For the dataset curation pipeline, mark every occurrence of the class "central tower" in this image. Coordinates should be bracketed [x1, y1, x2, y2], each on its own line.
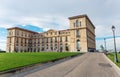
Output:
[69, 15, 96, 52]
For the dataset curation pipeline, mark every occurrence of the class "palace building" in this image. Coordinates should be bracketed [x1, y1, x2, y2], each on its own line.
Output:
[6, 14, 96, 52]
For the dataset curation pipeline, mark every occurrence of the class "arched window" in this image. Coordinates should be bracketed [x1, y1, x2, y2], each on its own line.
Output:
[65, 43, 69, 51]
[60, 44, 63, 52]
[74, 20, 81, 27]
[76, 40, 80, 51]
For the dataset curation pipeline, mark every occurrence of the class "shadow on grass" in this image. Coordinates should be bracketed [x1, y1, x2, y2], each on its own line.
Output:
[117, 60, 120, 63]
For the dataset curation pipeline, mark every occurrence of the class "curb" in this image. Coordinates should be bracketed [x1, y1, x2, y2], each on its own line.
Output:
[103, 54, 120, 76]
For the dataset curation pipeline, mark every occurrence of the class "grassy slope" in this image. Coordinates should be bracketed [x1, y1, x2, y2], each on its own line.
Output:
[107, 53, 120, 67]
[0, 52, 79, 72]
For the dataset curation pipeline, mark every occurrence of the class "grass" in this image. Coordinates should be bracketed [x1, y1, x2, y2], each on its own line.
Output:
[107, 52, 120, 67]
[0, 52, 80, 72]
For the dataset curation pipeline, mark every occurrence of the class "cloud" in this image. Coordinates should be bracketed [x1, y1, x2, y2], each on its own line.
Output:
[0, 0, 120, 50]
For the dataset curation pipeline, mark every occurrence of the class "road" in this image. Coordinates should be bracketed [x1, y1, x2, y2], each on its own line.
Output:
[12, 53, 120, 77]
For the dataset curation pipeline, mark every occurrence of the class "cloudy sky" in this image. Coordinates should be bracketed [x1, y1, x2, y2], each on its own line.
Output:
[0, 0, 120, 51]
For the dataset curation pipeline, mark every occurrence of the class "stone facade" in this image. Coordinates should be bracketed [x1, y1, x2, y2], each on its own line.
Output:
[6, 14, 96, 52]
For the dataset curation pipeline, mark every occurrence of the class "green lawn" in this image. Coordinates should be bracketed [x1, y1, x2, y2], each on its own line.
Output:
[107, 52, 120, 67]
[0, 52, 80, 72]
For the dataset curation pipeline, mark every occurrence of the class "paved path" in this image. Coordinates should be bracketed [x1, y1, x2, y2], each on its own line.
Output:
[13, 53, 120, 77]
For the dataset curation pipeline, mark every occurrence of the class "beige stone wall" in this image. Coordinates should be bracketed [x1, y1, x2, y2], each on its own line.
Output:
[86, 17, 96, 51]
[6, 28, 71, 52]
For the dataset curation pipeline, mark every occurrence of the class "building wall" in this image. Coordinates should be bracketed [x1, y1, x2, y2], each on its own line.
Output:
[6, 14, 96, 52]
[86, 17, 96, 51]
[69, 16, 88, 52]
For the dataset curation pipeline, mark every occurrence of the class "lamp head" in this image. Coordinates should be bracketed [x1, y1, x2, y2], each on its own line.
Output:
[112, 25, 115, 31]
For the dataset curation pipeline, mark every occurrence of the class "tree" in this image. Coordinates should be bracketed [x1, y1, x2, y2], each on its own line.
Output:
[100, 45, 104, 51]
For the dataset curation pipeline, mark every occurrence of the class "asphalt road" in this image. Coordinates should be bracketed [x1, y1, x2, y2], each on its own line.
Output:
[11, 53, 120, 77]
[12, 53, 120, 77]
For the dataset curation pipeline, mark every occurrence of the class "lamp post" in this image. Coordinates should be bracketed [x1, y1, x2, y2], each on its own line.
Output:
[104, 38, 107, 51]
[111, 25, 118, 63]
[104, 38, 107, 55]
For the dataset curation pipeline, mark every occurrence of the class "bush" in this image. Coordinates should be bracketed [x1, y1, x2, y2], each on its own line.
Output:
[0, 51, 6, 53]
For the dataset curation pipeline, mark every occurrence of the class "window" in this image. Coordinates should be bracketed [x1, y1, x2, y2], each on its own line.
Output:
[79, 21, 81, 26]
[25, 39, 26, 44]
[21, 39, 23, 43]
[65, 36, 68, 42]
[55, 32, 57, 35]
[74, 23, 76, 27]
[76, 20, 79, 27]
[15, 47, 18, 52]
[60, 44, 63, 52]
[9, 32, 11, 36]
[51, 47, 53, 50]
[51, 38, 52, 43]
[75, 20, 81, 27]
[59, 31, 61, 34]
[55, 37, 57, 42]
[51, 44, 53, 46]
[76, 40, 80, 50]
[9, 31, 13, 36]
[29, 34, 31, 37]
[9, 47, 11, 52]
[60, 37, 62, 42]
[34, 39, 36, 44]
[76, 30, 80, 37]
[21, 32, 23, 36]
[9, 38, 11, 43]
[16, 38, 18, 43]
[65, 43, 69, 51]
[46, 38, 48, 43]
[42, 38, 44, 43]
[38, 39, 40, 43]
[29, 39, 32, 44]
[17, 31, 19, 36]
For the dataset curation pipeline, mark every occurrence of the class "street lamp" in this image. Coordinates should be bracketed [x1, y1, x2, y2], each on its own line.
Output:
[104, 38, 107, 51]
[111, 25, 118, 63]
